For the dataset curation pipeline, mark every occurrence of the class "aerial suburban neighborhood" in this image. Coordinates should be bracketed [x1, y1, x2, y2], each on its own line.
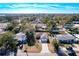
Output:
[0, 14, 79, 56]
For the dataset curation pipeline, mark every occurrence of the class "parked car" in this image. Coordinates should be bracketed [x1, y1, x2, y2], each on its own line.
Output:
[73, 39, 79, 44]
[66, 46, 77, 56]
[0, 47, 15, 56]
[0, 47, 6, 56]
[56, 47, 67, 56]
[40, 33, 49, 43]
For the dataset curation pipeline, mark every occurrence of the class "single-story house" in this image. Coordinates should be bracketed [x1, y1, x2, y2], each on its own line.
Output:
[15, 32, 26, 41]
[64, 23, 73, 29]
[55, 34, 79, 44]
[72, 19, 79, 28]
[0, 23, 8, 29]
[55, 34, 75, 41]
[51, 26, 65, 34]
[0, 23, 9, 33]
[35, 23, 47, 31]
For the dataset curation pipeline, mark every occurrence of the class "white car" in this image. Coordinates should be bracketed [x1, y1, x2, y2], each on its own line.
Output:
[40, 33, 48, 43]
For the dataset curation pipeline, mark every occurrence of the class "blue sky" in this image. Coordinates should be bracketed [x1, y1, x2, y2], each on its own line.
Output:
[0, 3, 79, 14]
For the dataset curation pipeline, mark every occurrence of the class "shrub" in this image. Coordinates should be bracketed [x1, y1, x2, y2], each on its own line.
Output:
[52, 39, 59, 51]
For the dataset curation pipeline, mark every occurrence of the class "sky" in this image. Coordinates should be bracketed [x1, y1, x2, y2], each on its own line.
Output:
[0, 3, 79, 14]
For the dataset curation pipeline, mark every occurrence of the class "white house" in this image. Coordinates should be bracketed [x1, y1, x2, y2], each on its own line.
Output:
[64, 23, 73, 29]
[0, 23, 9, 33]
[64, 19, 79, 29]
[15, 32, 26, 41]
[0, 23, 8, 29]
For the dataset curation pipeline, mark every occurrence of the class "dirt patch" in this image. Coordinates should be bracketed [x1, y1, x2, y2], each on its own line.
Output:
[22, 42, 42, 53]
[48, 43, 55, 53]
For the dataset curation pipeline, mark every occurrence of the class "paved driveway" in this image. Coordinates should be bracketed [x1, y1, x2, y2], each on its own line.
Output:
[40, 44, 51, 53]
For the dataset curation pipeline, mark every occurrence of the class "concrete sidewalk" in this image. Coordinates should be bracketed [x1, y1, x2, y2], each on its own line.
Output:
[28, 53, 57, 56]
[17, 49, 27, 56]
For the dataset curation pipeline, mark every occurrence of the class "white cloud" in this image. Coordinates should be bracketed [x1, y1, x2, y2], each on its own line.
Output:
[8, 4, 33, 8]
[8, 4, 47, 9]
[52, 4, 60, 6]
[8, 3, 58, 10]
[64, 6, 76, 9]
[0, 8, 79, 14]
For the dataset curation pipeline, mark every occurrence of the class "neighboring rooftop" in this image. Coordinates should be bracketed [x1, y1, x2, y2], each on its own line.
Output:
[55, 34, 75, 40]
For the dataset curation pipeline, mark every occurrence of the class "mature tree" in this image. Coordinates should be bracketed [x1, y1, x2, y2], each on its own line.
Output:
[64, 16, 73, 24]
[21, 18, 28, 24]
[5, 16, 12, 22]
[11, 20, 19, 27]
[26, 31, 36, 46]
[53, 16, 63, 25]
[6, 23, 14, 31]
[6, 20, 19, 31]
[0, 32, 18, 50]
[12, 27, 20, 34]
[42, 17, 54, 31]
[71, 28, 78, 34]
[20, 22, 35, 33]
